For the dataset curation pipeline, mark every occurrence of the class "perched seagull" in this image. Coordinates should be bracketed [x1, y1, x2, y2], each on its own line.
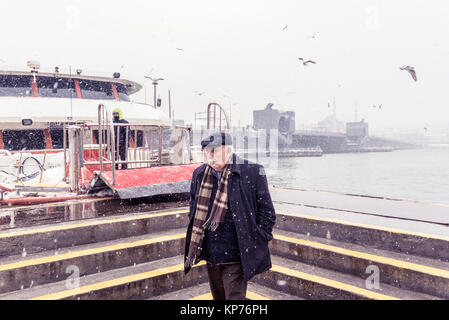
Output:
[400, 65, 417, 82]
[309, 32, 319, 39]
[282, 25, 288, 31]
[424, 127, 428, 131]
[298, 58, 316, 66]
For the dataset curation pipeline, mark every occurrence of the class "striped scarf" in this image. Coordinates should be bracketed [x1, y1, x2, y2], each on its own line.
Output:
[185, 164, 231, 269]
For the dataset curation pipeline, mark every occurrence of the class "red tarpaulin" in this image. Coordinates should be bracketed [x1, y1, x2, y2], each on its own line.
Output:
[89, 163, 201, 199]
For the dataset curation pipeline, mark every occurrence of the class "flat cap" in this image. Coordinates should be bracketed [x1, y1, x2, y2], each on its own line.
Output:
[201, 132, 233, 150]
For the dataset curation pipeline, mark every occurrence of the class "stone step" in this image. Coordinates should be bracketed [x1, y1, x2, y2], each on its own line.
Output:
[270, 229, 449, 299]
[252, 256, 441, 300]
[0, 228, 186, 294]
[151, 281, 302, 300]
[1, 204, 447, 300]
[2, 224, 447, 300]
[0, 208, 189, 257]
[244, 282, 303, 300]
[275, 210, 449, 261]
[0, 255, 208, 300]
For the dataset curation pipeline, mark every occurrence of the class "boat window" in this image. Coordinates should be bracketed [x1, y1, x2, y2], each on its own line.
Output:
[78, 79, 115, 100]
[0, 75, 33, 97]
[92, 129, 144, 147]
[37, 77, 76, 98]
[115, 83, 130, 102]
[49, 129, 66, 149]
[2, 130, 46, 151]
[130, 130, 144, 147]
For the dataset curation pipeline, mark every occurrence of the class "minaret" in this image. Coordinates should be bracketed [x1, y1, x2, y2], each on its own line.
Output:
[332, 96, 337, 117]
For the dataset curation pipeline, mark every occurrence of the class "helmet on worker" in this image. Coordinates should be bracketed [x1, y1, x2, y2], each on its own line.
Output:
[112, 107, 123, 122]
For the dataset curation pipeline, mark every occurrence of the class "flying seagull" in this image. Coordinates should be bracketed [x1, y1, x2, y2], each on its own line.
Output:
[400, 65, 417, 82]
[195, 91, 205, 96]
[298, 58, 316, 66]
[176, 48, 184, 51]
[282, 25, 288, 31]
[372, 104, 382, 110]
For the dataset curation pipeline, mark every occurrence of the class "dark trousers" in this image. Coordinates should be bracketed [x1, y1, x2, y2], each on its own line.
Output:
[206, 263, 247, 300]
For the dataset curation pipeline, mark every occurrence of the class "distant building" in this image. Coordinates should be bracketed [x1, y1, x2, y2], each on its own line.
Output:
[252, 103, 295, 149]
[346, 121, 369, 146]
[311, 101, 345, 133]
[315, 113, 345, 133]
[253, 104, 295, 134]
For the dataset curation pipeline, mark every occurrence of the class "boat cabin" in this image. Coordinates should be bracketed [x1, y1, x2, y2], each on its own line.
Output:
[0, 68, 171, 152]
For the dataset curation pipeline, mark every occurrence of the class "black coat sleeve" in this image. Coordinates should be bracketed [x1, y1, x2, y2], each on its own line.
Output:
[255, 165, 276, 239]
[188, 172, 197, 221]
[189, 165, 205, 220]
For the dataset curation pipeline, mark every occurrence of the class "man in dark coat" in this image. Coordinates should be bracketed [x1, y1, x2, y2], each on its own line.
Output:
[184, 132, 276, 300]
[112, 108, 129, 169]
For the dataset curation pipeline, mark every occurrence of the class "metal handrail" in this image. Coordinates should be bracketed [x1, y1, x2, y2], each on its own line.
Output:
[62, 103, 192, 191]
[82, 128, 189, 166]
[107, 110, 116, 186]
[98, 104, 104, 174]
[207, 103, 230, 131]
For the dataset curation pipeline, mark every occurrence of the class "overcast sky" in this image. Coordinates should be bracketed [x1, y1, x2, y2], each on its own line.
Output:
[1, 0, 449, 133]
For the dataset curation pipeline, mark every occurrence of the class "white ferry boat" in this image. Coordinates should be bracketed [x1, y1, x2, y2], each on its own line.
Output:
[0, 61, 194, 200]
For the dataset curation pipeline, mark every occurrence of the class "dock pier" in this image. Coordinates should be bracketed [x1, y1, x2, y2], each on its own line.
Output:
[0, 186, 448, 300]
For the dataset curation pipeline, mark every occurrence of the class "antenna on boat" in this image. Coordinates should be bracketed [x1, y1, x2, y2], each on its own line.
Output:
[27, 60, 40, 82]
[69, 65, 73, 119]
[168, 90, 172, 120]
[144, 76, 164, 109]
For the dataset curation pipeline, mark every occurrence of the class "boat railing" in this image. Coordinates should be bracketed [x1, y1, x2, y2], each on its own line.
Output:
[207, 103, 230, 131]
[63, 104, 192, 191]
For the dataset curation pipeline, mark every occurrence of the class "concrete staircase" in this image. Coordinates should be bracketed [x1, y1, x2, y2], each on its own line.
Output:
[0, 207, 448, 300]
